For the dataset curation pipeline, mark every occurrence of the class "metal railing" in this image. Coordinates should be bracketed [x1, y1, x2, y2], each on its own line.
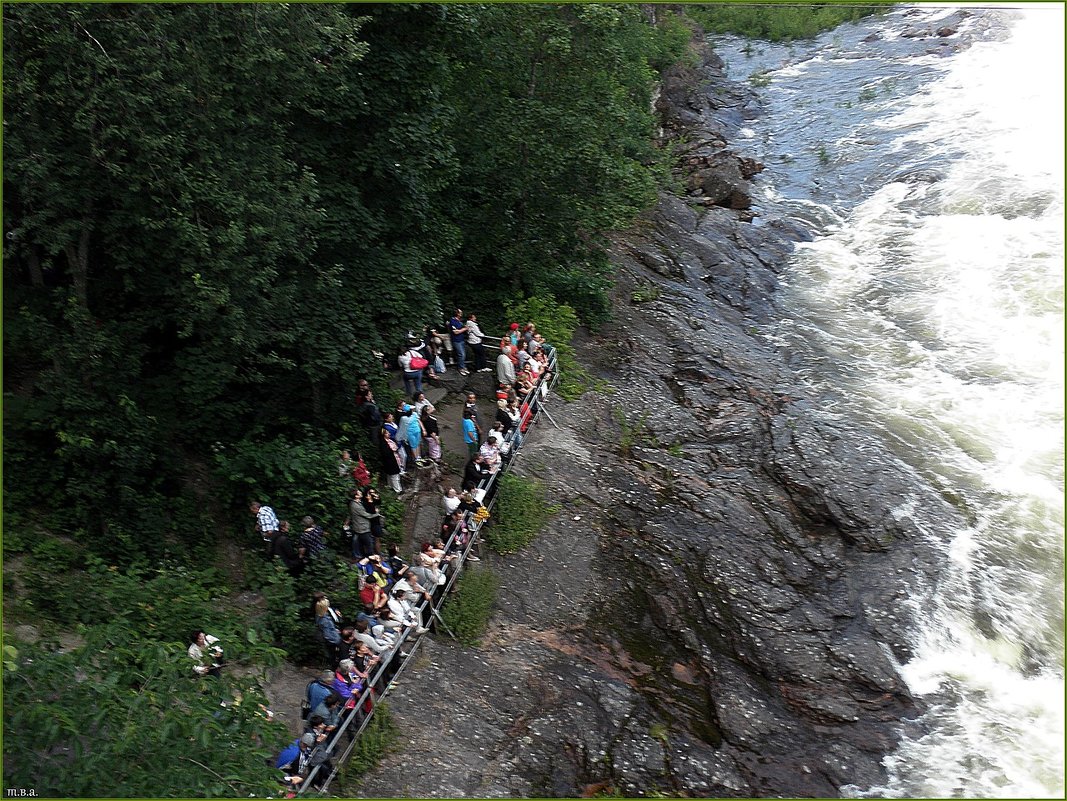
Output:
[298, 347, 560, 795]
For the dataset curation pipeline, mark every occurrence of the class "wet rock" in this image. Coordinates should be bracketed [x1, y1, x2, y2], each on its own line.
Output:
[892, 168, 944, 185]
[355, 32, 965, 801]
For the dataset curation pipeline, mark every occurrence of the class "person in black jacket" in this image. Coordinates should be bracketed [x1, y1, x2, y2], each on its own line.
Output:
[463, 453, 491, 490]
[267, 523, 305, 577]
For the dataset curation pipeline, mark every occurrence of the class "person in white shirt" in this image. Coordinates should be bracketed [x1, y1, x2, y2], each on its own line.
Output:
[466, 312, 491, 372]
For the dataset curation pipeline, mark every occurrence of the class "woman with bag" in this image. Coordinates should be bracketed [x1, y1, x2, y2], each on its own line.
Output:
[399, 341, 427, 395]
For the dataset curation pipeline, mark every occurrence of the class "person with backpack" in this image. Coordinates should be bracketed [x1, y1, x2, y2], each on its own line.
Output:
[304, 671, 336, 719]
[398, 339, 427, 395]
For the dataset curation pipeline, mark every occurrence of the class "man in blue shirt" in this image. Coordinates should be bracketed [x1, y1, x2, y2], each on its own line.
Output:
[449, 308, 469, 376]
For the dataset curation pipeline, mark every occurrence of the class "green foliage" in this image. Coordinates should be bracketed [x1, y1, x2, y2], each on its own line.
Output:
[337, 704, 400, 787]
[242, 550, 367, 664]
[4, 5, 691, 571]
[630, 282, 662, 304]
[483, 473, 556, 555]
[440, 566, 500, 647]
[1, 6, 701, 794]
[437, 5, 689, 324]
[613, 406, 651, 458]
[686, 3, 890, 42]
[504, 295, 592, 401]
[817, 145, 832, 165]
[3, 623, 286, 797]
[212, 427, 352, 532]
[378, 490, 406, 546]
[4, 554, 289, 796]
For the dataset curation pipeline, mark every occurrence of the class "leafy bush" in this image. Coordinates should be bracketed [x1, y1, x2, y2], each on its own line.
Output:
[482, 473, 556, 555]
[4, 621, 287, 797]
[337, 704, 401, 788]
[378, 491, 406, 546]
[686, 3, 889, 42]
[504, 295, 593, 401]
[243, 550, 369, 665]
[212, 426, 352, 534]
[439, 566, 500, 647]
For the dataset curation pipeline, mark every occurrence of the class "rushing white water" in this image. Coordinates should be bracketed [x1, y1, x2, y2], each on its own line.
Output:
[715, 5, 1064, 797]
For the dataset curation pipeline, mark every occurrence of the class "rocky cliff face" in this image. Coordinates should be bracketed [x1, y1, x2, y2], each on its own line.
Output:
[357, 41, 963, 799]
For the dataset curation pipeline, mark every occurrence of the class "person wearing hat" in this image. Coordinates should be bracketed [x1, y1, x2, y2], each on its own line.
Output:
[507, 321, 520, 347]
[276, 731, 329, 789]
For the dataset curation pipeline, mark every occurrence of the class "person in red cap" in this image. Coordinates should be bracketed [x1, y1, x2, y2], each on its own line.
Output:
[507, 322, 520, 348]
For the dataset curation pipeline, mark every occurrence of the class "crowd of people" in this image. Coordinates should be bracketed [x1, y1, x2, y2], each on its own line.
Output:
[191, 313, 558, 795]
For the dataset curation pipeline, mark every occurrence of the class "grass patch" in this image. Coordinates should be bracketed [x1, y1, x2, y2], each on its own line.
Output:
[748, 70, 771, 88]
[482, 473, 556, 554]
[336, 704, 401, 787]
[613, 406, 650, 459]
[439, 566, 500, 647]
[630, 282, 662, 304]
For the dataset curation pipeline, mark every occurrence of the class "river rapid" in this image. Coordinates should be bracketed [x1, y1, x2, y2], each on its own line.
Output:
[712, 5, 1064, 798]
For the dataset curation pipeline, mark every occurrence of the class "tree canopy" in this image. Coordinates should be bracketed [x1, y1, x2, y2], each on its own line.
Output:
[3, 5, 690, 794]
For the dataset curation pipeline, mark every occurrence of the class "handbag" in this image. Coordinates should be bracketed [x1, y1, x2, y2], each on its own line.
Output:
[409, 352, 429, 370]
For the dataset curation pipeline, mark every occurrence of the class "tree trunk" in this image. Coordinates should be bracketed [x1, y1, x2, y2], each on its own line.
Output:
[27, 246, 45, 288]
[65, 208, 92, 309]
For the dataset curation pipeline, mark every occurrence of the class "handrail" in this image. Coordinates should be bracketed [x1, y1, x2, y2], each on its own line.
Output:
[297, 347, 560, 795]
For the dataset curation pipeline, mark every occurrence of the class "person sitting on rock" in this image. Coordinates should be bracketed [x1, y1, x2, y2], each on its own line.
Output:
[188, 630, 224, 677]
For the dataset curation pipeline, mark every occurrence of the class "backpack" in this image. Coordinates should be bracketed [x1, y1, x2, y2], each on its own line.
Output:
[300, 680, 315, 720]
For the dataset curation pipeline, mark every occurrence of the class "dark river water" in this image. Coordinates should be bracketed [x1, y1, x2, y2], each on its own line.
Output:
[711, 5, 1064, 797]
